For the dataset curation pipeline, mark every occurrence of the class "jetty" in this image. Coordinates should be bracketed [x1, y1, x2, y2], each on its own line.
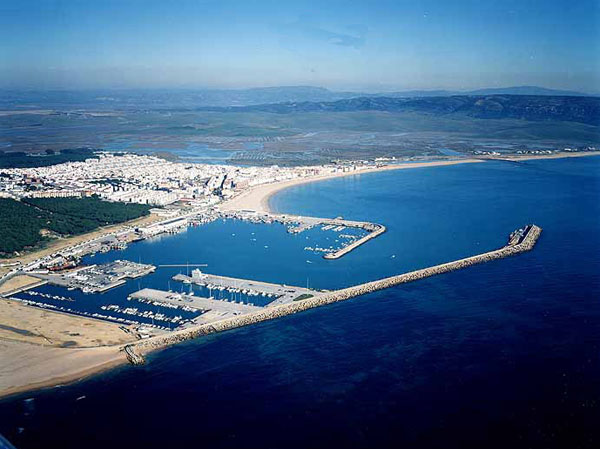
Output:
[324, 223, 386, 259]
[129, 224, 542, 361]
[129, 288, 261, 318]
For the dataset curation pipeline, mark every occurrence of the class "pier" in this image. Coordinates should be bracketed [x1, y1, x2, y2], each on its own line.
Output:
[130, 225, 542, 360]
[129, 288, 261, 321]
[324, 224, 386, 259]
[172, 271, 315, 306]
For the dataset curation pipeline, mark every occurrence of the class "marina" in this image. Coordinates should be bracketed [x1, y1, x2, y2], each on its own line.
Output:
[1, 204, 385, 299]
[7, 295, 140, 328]
[173, 269, 316, 306]
[100, 304, 191, 326]
[129, 288, 262, 324]
[129, 224, 543, 360]
[126, 225, 542, 364]
[0, 209, 541, 341]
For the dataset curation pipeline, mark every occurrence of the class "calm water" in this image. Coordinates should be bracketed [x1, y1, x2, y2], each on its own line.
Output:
[14, 217, 369, 325]
[1, 157, 599, 448]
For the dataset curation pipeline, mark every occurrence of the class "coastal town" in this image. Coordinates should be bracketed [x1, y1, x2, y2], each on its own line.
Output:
[0, 152, 357, 206]
[1, 148, 596, 206]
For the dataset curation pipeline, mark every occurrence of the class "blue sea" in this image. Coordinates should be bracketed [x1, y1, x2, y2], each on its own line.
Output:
[1, 157, 599, 448]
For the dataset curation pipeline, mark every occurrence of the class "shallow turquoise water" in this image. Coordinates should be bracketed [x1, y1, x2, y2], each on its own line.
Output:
[1, 157, 599, 448]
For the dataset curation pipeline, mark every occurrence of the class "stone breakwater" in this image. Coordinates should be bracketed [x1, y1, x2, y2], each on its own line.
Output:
[126, 225, 542, 362]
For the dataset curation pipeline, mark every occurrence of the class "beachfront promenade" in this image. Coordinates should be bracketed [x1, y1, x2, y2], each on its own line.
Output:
[126, 225, 542, 362]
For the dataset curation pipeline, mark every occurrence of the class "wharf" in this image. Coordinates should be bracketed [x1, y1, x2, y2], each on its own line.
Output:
[129, 288, 261, 320]
[173, 272, 314, 306]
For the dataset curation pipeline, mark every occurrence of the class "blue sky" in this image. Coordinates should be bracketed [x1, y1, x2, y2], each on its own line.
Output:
[0, 0, 598, 91]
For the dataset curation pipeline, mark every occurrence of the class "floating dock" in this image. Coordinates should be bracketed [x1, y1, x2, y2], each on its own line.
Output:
[128, 225, 542, 361]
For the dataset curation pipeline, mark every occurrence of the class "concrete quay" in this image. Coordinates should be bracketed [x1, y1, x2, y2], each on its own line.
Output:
[173, 272, 314, 305]
[128, 225, 542, 361]
[129, 288, 261, 317]
[0, 278, 48, 297]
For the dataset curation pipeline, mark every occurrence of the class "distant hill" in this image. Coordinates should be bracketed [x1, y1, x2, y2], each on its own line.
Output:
[380, 89, 457, 97]
[465, 86, 589, 97]
[383, 86, 592, 97]
[0, 85, 595, 110]
[204, 95, 600, 126]
[0, 86, 358, 110]
[216, 86, 356, 105]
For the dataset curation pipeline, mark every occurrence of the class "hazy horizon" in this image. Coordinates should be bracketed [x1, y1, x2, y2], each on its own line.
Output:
[1, 0, 599, 92]
[0, 84, 597, 95]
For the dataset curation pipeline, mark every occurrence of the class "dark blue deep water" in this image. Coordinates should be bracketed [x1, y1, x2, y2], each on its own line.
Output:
[1, 157, 599, 448]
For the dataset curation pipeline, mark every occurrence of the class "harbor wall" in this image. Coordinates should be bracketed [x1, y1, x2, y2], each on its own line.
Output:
[129, 225, 542, 360]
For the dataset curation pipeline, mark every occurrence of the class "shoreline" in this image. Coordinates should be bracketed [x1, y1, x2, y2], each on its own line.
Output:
[220, 158, 484, 214]
[220, 152, 600, 214]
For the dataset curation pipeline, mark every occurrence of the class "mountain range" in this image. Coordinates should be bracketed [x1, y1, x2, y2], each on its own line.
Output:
[202, 94, 600, 126]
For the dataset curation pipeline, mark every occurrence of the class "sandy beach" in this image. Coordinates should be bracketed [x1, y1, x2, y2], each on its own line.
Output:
[0, 298, 135, 399]
[220, 158, 485, 214]
[220, 153, 600, 214]
[0, 341, 127, 399]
